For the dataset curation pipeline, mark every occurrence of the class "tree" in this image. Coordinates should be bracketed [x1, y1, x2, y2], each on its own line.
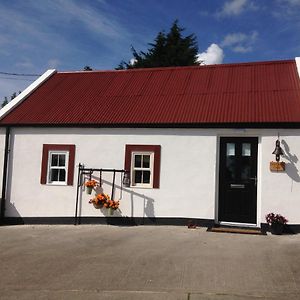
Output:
[1, 97, 8, 108]
[116, 20, 199, 69]
[83, 66, 93, 71]
[10, 92, 17, 100]
[1, 91, 21, 108]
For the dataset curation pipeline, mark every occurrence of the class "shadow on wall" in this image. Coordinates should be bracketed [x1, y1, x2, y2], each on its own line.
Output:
[5, 202, 23, 224]
[3, 133, 23, 223]
[79, 173, 156, 225]
[281, 140, 300, 183]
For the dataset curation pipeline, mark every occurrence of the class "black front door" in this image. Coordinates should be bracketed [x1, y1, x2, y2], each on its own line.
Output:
[218, 137, 258, 224]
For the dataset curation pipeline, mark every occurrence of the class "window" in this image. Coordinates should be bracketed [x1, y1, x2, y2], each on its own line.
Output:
[40, 144, 75, 185]
[125, 145, 161, 188]
[131, 152, 154, 187]
[48, 151, 68, 184]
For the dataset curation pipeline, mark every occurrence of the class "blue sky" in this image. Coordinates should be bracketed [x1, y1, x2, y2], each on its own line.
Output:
[1, 0, 300, 101]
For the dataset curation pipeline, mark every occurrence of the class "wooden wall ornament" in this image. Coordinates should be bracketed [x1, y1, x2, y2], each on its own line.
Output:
[270, 161, 285, 172]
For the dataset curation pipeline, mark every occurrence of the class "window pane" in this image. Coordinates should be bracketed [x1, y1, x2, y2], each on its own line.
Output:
[51, 154, 58, 166]
[59, 169, 66, 181]
[58, 154, 66, 166]
[143, 171, 150, 183]
[142, 155, 150, 168]
[242, 143, 251, 156]
[134, 155, 142, 167]
[226, 143, 235, 156]
[134, 170, 142, 184]
[50, 169, 59, 182]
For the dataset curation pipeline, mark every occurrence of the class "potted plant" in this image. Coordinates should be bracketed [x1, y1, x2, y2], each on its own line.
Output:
[266, 213, 288, 235]
[89, 193, 110, 208]
[89, 193, 120, 215]
[84, 180, 98, 194]
[104, 199, 120, 215]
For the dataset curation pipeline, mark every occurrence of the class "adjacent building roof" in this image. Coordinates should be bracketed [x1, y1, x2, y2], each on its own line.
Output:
[1, 59, 300, 127]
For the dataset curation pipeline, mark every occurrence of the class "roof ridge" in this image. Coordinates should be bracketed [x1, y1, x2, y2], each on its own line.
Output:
[58, 59, 296, 74]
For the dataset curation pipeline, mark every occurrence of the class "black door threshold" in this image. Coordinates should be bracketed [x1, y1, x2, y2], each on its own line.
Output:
[207, 225, 266, 235]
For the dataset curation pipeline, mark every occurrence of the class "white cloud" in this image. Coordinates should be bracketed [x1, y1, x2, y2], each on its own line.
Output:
[15, 60, 35, 69]
[232, 46, 252, 53]
[48, 59, 61, 69]
[197, 44, 224, 65]
[0, 78, 34, 101]
[130, 58, 137, 66]
[221, 31, 258, 53]
[50, 0, 127, 40]
[222, 0, 248, 15]
[0, 1, 130, 56]
[280, 0, 300, 5]
[273, 0, 300, 18]
[217, 0, 258, 17]
[0, 1, 133, 101]
[221, 31, 258, 46]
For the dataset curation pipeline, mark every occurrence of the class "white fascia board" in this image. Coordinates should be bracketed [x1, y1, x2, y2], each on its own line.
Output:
[0, 69, 57, 121]
[296, 57, 300, 79]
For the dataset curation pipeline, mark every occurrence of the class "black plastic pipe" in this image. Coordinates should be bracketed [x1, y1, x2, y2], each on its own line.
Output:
[0, 127, 10, 224]
[74, 163, 82, 225]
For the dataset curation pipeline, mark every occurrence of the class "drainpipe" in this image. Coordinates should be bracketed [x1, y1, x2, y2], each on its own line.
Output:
[0, 127, 10, 224]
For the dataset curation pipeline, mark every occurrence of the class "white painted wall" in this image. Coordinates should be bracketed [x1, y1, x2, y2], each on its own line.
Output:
[1, 127, 300, 225]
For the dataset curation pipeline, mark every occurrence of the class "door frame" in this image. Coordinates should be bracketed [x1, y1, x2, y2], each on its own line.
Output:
[214, 134, 262, 227]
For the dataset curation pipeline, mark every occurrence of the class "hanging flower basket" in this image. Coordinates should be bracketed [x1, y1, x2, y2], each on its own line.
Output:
[93, 203, 103, 209]
[86, 186, 93, 195]
[103, 199, 120, 216]
[85, 180, 98, 194]
[89, 193, 120, 216]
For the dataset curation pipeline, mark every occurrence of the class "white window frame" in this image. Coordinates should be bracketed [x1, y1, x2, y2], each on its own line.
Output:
[47, 151, 69, 185]
[131, 151, 154, 188]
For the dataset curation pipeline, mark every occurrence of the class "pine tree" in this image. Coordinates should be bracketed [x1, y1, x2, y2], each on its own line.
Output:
[1, 97, 8, 108]
[83, 66, 93, 71]
[1, 91, 21, 108]
[116, 20, 199, 69]
[10, 92, 17, 100]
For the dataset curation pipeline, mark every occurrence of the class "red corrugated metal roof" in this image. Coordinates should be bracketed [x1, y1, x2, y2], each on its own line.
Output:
[1, 59, 300, 126]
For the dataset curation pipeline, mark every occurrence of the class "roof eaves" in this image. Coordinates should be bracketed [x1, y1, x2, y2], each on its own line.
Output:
[0, 69, 57, 121]
[2, 122, 300, 129]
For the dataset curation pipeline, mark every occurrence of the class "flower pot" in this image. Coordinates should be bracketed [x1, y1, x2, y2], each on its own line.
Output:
[86, 186, 93, 195]
[270, 223, 284, 235]
[93, 203, 102, 209]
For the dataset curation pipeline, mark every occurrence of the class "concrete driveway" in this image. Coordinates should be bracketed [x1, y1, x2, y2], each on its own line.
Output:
[0, 225, 299, 300]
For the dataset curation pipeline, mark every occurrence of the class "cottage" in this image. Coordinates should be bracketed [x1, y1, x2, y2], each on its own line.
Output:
[1, 58, 300, 231]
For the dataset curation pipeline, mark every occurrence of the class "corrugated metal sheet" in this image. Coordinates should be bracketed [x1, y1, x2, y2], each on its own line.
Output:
[1, 60, 300, 126]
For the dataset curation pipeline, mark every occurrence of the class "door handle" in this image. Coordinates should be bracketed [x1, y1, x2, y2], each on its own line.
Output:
[250, 176, 257, 185]
[230, 184, 245, 189]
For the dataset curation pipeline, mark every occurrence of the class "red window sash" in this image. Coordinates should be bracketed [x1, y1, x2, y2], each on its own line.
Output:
[125, 145, 161, 188]
[41, 144, 75, 185]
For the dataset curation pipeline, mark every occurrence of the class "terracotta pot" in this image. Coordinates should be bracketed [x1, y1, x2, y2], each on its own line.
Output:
[93, 202, 102, 209]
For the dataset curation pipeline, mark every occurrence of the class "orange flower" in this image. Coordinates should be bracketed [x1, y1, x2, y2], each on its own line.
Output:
[89, 193, 120, 211]
[85, 180, 98, 188]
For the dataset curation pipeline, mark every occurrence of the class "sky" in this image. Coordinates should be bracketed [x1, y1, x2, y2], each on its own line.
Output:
[1, 0, 300, 101]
